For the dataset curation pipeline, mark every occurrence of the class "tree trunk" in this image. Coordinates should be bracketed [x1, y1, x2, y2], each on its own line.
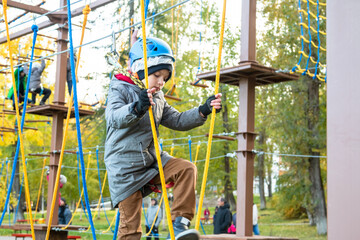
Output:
[267, 166, 273, 198]
[12, 141, 25, 222]
[257, 130, 266, 210]
[221, 86, 236, 211]
[307, 79, 327, 235]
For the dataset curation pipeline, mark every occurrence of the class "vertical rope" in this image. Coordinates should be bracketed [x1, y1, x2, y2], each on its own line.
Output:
[195, 0, 227, 231]
[44, 4, 92, 240]
[140, 0, 175, 238]
[0, 4, 37, 237]
[66, 1, 96, 238]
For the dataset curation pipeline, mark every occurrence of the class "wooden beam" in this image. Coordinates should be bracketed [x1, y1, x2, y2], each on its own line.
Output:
[0, 0, 117, 44]
[8, 1, 45, 24]
[34, 47, 55, 53]
[37, 33, 57, 41]
[0, 0, 49, 15]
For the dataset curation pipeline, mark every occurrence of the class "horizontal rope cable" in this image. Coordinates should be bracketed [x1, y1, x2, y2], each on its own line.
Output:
[0, 0, 192, 73]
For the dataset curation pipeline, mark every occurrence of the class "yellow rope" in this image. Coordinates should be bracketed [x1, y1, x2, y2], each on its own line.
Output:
[45, 5, 91, 240]
[140, 0, 175, 239]
[298, 22, 326, 35]
[61, 152, 92, 230]
[298, 8, 326, 20]
[195, 0, 227, 231]
[33, 158, 47, 219]
[193, 142, 201, 166]
[102, 212, 117, 234]
[302, 0, 326, 7]
[145, 195, 164, 236]
[2, 1, 35, 238]
[299, 36, 326, 51]
[297, 51, 326, 67]
[170, 143, 174, 156]
[83, 171, 108, 232]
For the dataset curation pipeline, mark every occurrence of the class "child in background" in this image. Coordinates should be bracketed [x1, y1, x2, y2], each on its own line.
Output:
[105, 34, 222, 240]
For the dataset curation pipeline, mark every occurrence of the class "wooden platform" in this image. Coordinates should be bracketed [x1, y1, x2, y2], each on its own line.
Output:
[196, 61, 298, 86]
[0, 224, 86, 231]
[200, 234, 298, 240]
[25, 104, 95, 118]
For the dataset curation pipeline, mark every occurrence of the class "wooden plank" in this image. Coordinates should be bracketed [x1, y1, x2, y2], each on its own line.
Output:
[0, 0, 49, 15]
[37, 33, 57, 41]
[164, 95, 182, 101]
[0, 0, 117, 44]
[205, 134, 236, 141]
[34, 47, 55, 53]
[25, 120, 51, 123]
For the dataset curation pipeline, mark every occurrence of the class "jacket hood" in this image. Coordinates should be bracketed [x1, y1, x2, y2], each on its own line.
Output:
[220, 203, 230, 209]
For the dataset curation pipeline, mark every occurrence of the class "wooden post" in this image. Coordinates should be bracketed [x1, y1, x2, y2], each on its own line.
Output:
[236, 0, 257, 237]
[46, 0, 67, 226]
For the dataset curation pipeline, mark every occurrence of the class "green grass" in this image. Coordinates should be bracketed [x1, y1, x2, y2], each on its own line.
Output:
[0, 205, 327, 240]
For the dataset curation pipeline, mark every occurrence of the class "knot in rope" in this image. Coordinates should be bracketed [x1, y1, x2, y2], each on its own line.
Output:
[31, 24, 38, 32]
[83, 5, 91, 16]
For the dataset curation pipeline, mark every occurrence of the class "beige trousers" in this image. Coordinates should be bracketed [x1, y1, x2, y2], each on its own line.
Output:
[117, 158, 197, 240]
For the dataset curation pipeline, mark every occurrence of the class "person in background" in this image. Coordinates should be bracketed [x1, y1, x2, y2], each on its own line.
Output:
[213, 197, 232, 234]
[24, 59, 51, 105]
[204, 207, 210, 224]
[7, 67, 30, 110]
[146, 198, 162, 240]
[253, 203, 260, 235]
[58, 197, 72, 225]
[66, 51, 77, 95]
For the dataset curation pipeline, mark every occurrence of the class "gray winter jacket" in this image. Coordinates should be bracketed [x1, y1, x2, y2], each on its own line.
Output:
[105, 76, 206, 207]
[24, 59, 46, 90]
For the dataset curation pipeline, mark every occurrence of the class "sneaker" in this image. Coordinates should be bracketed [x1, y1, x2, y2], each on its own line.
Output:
[39, 101, 45, 105]
[168, 217, 200, 240]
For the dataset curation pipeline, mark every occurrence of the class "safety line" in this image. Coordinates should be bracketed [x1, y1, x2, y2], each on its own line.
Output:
[195, 0, 227, 231]
[44, 3, 92, 240]
[140, 0, 175, 238]
[95, 147, 112, 231]
[61, 152, 92, 230]
[0, 0, 83, 34]
[144, 195, 164, 237]
[0, 0, 192, 73]
[33, 158, 47, 220]
[66, 1, 96, 238]
[0, 4, 37, 237]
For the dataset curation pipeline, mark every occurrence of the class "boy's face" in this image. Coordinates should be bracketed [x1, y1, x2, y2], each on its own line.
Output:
[145, 69, 170, 92]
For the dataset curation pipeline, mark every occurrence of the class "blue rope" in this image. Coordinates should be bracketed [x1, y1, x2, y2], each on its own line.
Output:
[292, 0, 305, 73]
[195, 203, 206, 235]
[76, 152, 89, 221]
[144, 0, 150, 19]
[0, 24, 38, 227]
[303, 0, 312, 74]
[66, 1, 96, 238]
[112, 210, 120, 240]
[313, 0, 320, 79]
[13, 160, 27, 224]
[188, 137, 192, 162]
[95, 147, 113, 232]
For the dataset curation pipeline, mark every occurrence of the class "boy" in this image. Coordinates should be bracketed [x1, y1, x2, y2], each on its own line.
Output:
[23, 59, 51, 105]
[146, 198, 162, 240]
[105, 36, 222, 240]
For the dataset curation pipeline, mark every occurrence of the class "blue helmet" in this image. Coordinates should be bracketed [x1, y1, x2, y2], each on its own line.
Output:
[129, 37, 175, 67]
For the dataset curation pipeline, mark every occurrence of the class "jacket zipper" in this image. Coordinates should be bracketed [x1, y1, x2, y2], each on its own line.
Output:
[139, 142, 146, 166]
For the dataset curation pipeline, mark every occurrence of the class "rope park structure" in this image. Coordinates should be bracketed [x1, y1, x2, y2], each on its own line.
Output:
[1, 0, 350, 239]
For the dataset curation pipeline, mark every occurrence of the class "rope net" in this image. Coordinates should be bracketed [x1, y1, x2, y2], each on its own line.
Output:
[291, 0, 327, 82]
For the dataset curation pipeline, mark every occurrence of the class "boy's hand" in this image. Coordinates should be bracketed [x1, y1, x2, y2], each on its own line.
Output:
[135, 88, 156, 116]
[199, 93, 222, 117]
